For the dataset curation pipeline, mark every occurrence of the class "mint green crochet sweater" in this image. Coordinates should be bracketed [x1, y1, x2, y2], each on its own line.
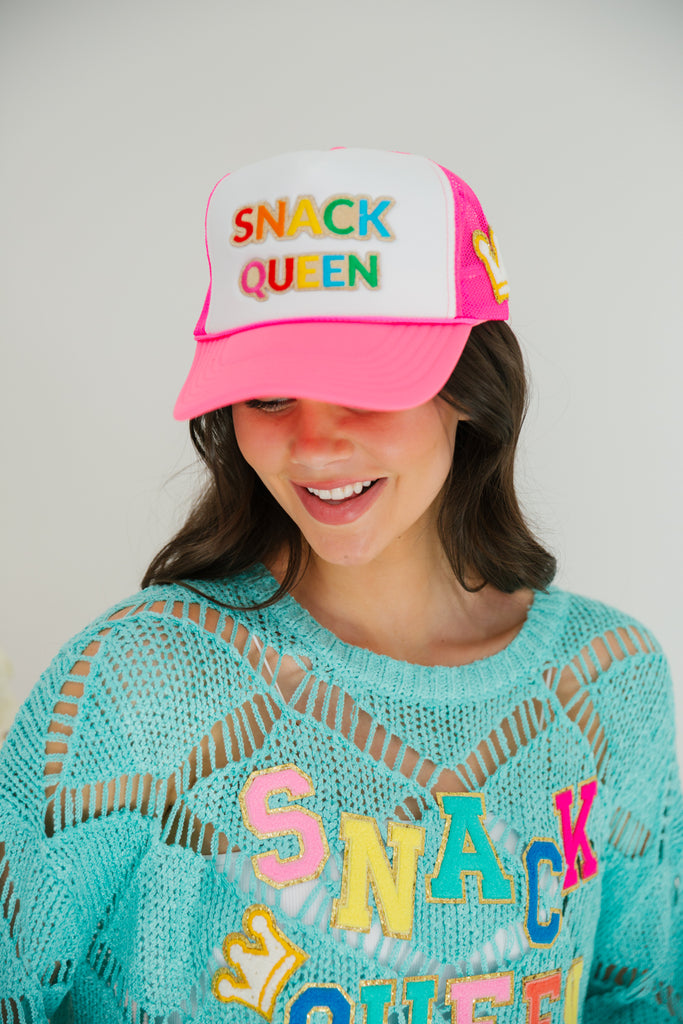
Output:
[1, 567, 681, 1022]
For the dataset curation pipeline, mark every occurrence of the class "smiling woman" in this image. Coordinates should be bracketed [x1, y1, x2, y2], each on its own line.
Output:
[0, 148, 681, 1023]
[143, 317, 552, 663]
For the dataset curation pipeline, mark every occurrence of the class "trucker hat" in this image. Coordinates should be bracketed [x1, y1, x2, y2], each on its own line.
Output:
[174, 148, 509, 419]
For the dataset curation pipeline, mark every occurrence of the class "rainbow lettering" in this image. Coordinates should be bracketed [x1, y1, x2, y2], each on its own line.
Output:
[231, 194, 395, 245]
[240, 252, 380, 301]
[231, 192, 394, 301]
[278, 962, 585, 1023]
[234, 764, 599, 949]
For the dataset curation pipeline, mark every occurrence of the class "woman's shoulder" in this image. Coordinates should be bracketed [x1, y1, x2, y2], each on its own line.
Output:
[62, 567, 278, 670]
[542, 585, 674, 747]
[543, 584, 664, 661]
[7, 569, 278, 756]
[97, 566, 274, 624]
[48, 566, 277, 665]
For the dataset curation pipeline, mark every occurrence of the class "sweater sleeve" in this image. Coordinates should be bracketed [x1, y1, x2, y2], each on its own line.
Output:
[583, 643, 683, 1022]
[0, 621, 146, 1021]
[0, 671, 91, 1019]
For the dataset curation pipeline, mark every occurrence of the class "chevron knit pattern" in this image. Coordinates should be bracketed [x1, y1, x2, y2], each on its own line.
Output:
[0, 566, 681, 1022]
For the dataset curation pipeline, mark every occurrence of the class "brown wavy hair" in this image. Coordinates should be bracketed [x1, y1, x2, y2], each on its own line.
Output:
[142, 321, 556, 603]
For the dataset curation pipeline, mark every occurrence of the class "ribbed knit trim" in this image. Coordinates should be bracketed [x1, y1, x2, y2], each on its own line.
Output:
[223, 566, 570, 702]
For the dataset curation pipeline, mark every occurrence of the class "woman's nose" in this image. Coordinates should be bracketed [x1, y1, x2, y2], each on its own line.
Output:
[289, 402, 354, 468]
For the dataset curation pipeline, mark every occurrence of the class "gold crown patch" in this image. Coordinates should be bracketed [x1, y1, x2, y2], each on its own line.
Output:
[212, 904, 308, 1021]
[472, 227, 509, 303]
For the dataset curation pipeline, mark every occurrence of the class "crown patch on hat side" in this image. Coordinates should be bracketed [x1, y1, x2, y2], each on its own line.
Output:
[472, 228, 509, 304]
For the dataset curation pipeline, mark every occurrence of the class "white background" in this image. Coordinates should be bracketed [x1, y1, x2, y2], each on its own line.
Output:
[1, 0, 682, 769]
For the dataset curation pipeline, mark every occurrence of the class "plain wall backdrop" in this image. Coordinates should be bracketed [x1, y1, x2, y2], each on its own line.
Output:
[1, 0, 682, 769]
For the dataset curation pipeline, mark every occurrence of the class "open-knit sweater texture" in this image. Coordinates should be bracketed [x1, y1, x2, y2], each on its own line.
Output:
[0, 566, 681, 1022]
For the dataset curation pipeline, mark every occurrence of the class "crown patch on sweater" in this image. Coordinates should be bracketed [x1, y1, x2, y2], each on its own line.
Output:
[212, 904, 307, 1020]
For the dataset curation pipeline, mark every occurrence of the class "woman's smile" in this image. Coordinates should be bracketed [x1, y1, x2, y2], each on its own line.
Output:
[232, 397, 464, 568]
[292, 476, 388, 525]
[302, 479, 377, 501]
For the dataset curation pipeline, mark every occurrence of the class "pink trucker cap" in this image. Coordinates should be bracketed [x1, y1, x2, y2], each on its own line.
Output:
[174, 148, 509, 419]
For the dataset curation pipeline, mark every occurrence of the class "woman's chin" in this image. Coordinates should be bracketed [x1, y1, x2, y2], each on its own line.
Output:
[306, 537, 383, 571]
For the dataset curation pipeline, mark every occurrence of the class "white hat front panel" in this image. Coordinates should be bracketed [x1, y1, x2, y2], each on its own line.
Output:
[202, 149, 457, 335]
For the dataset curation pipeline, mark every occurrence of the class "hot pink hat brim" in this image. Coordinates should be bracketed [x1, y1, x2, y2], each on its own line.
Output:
[173, 320, 475, 419]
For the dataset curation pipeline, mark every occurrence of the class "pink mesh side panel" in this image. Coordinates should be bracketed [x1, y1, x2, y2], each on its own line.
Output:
[434, 163, 509, 321]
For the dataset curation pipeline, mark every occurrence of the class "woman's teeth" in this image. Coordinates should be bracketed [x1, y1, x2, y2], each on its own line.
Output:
[306, 480, 374, 501]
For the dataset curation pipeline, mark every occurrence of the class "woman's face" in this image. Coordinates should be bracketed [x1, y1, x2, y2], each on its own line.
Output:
[232, 396, 464, 570]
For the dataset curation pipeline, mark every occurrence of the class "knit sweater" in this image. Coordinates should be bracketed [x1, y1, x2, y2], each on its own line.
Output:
[0, 566, 681, 1023]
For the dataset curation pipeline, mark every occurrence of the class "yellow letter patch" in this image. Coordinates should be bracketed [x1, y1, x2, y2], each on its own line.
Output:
[330, 813, 425, 939]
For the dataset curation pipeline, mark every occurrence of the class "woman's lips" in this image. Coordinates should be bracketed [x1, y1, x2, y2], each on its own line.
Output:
[292, 478, 387, 525]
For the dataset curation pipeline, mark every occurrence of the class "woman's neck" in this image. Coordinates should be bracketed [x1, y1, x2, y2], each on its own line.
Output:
[273, 545, 534, 668]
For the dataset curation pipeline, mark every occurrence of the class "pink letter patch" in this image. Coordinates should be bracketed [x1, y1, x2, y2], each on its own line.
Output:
[240, 764, 329, 887]
[446, 973, 514, 1023]
[553, 777, 598, 893]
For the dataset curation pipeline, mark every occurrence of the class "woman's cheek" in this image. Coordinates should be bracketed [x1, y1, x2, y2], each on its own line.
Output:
[233, 411, 275, 473]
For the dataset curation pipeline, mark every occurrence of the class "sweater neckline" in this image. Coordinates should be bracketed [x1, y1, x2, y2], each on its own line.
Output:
[242, 565, 568, 700]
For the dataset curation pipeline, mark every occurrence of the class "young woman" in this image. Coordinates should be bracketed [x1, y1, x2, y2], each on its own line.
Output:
[1, 149, 680, 1023]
